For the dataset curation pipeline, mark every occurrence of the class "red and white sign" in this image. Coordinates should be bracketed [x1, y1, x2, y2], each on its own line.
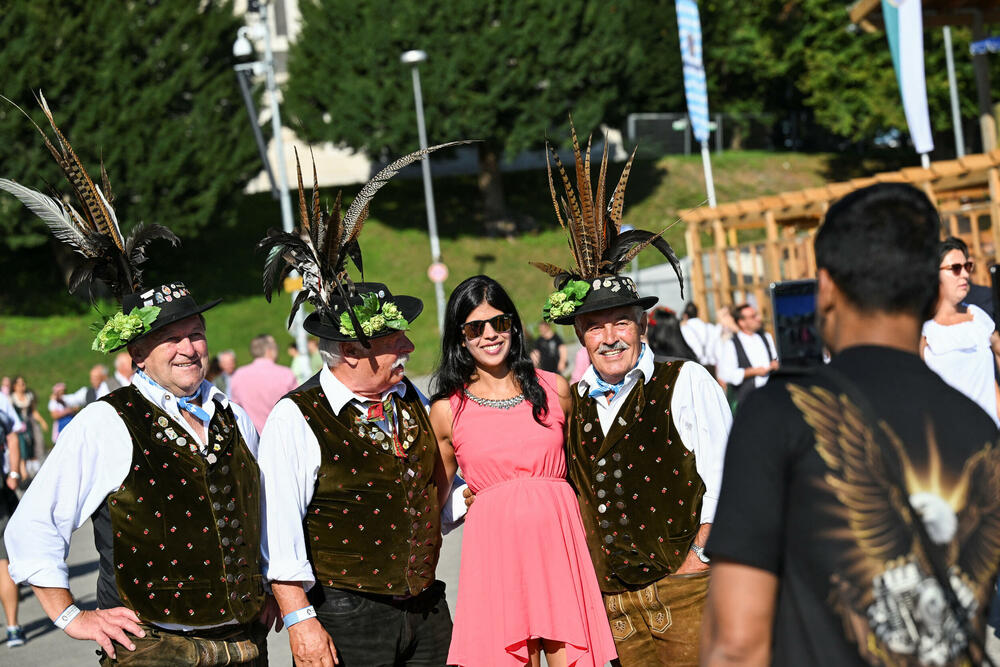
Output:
[427, 262, 449, 284]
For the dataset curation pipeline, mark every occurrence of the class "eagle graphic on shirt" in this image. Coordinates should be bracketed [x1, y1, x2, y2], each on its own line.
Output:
[788, 384, 1000, 667]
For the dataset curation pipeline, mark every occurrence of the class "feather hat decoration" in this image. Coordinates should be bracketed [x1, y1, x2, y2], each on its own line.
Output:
[259, 140, 472, 347]
[532, 119, 684, 324]
[0, 92, 179, 300]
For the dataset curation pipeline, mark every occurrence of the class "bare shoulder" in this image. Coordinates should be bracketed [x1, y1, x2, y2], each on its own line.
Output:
[428, 398, 454, 433]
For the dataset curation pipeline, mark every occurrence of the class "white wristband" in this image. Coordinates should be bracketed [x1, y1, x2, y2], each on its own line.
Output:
[282, 605, 317, 628]
[54, 603, 82, 630]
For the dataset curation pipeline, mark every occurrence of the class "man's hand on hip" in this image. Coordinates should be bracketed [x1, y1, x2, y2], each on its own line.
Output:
[64, 607, 145, 660]
[674, 548, 711, 574]
[288, 617, 339, 666]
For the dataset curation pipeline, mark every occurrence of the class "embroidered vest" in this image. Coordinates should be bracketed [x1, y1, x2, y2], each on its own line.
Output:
[287, 377, 441, 596]
[94, 386, 264, 625]
[567, 360, 705, 593]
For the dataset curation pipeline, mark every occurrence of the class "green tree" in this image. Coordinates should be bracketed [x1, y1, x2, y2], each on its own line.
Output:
[284, 0, 626, 229]
[0, 0, 260, 252]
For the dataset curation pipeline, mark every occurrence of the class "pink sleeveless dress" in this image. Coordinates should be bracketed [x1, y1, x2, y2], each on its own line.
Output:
[447, 371, 617, 666]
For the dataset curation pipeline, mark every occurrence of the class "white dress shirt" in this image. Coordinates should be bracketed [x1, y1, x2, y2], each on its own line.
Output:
[0, 393, 24, 475]
[258, 367, 467, 588]
[681, 317, 718, 366]
[5, 372, 258, 629]
[578, 345, 732, 523]
[715, 330, 777, 389]
[113, 371, 132, 388]
[64, 381, 111, 408]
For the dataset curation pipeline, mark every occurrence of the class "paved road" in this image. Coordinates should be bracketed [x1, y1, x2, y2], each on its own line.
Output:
[0, 520, 464, 666]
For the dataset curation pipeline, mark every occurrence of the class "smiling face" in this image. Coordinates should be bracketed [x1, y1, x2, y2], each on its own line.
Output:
[336, 330, 415, 399]
[938, 248, 971, 306]
[461, 301, 512, 373]
[575, 306, 646, 385]
[129, 316, 209, 398]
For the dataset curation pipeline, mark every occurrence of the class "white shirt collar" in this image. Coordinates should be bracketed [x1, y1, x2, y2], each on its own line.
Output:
[577, 343, 655, 397]
[114, 371, 132, 387]
[132, 370, 229, 416]
[318, 365, 407, 415]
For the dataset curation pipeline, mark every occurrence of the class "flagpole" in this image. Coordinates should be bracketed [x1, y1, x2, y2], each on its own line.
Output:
[701, 141, 717, 208]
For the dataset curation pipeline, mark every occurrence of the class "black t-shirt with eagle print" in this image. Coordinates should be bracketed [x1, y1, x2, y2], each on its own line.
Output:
[708, 345, 1000, 666]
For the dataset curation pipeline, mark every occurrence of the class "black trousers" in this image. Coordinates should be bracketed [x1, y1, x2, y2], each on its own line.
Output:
[308, 581, 453, 667]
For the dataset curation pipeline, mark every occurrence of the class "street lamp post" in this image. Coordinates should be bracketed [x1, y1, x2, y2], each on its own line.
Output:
[401, 49, 447, 336]
[233, 2, 307, 354]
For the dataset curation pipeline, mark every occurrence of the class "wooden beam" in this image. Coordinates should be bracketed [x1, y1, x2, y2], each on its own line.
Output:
[713, 219, 732, 308]
[988, 167, 1000, 267]
[848, 0, 881, 25]
[685, 226, 709, 322]
[764, 209, 781, 284]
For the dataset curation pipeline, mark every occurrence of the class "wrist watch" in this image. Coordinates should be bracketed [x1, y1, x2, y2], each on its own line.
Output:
[690, 543, 710, 563]
[7, 471, 20, 481]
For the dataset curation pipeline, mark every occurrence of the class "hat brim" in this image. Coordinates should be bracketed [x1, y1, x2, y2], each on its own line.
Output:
[110, 298, 223, 352]
[552, 294, 658, 325]
[304, 295, 424, 342]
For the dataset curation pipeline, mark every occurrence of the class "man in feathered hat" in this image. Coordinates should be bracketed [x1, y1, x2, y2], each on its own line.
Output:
[532, 125, 732, 665]
[1, 97, 276, 665]
[255, 147, 465, 666]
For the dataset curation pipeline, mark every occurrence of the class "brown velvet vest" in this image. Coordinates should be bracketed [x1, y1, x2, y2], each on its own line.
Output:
[97, 386, 264, 625]
[287, 377, 441, 596]
[567, 360, 705, 593]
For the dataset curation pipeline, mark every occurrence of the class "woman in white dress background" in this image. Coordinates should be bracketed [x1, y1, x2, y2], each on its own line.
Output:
[921, 237, 1000, 426]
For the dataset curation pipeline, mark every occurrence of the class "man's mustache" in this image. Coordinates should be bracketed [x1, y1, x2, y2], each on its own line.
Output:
[597, 341, 629, 354]
[392, 354, 410, 370]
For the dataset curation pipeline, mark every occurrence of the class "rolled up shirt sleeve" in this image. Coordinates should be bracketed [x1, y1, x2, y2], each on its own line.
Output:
[5, 402, 130, 588]
[672, 361, 733, 524]
[258, 398, 321, 588]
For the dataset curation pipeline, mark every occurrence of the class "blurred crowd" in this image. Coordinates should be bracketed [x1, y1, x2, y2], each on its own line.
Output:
[1, 334, 325, 486]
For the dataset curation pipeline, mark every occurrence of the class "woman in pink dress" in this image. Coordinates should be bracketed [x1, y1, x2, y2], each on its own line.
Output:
[430, 275, 616, 667]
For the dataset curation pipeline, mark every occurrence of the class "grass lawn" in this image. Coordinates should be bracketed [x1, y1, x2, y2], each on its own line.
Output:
[1, 150, 834, 431]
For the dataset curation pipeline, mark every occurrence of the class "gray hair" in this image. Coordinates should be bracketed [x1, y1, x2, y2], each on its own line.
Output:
[249, 334, 277, 359]
[318, 338, 345, 368]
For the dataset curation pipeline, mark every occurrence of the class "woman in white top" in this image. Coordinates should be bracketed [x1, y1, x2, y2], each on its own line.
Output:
[921, 237, 1000, 426]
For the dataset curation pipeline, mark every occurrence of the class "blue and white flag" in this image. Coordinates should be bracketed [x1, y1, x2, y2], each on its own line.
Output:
[882, 0, 934, 155]
[676, 0, 710, 144]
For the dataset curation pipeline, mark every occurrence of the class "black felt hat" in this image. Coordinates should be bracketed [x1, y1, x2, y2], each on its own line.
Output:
[550, 275, 658, 325]
[303, 282, 422, 342]
[108, 282, 221, 352]
[531, 118, 683, 326]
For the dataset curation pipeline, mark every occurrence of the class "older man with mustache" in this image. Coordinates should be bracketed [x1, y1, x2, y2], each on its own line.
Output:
[524, 122, 732, 666]
[257, 282, 455, 667]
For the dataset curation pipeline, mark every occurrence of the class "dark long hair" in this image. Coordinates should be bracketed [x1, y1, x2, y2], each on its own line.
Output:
[431, 275, 549, 425]
[648, 309, 697, 361]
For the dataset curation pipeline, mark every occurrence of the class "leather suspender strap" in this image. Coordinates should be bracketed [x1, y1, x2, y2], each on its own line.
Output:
[817, 365, 994, 667]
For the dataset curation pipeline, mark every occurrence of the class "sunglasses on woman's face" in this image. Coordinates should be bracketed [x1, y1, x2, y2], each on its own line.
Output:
[940, 261, 975, 276]
[461, 313, 513, 340]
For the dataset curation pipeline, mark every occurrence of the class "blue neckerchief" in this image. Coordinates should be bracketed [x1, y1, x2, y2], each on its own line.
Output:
[136, 369, 212, 422]
[587, 344, 646, 399]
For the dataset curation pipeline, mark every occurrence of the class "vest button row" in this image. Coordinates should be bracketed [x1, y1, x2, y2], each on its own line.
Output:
[212, 500, 236, 511]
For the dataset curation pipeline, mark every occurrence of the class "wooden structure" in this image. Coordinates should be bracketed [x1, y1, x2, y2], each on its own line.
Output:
[680, 150, 1000, 323]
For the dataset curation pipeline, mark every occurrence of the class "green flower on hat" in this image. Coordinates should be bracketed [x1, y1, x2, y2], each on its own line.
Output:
[91, 306, 161, 353]
[339, 293, 410, 337]
[542, 280, 590, 322]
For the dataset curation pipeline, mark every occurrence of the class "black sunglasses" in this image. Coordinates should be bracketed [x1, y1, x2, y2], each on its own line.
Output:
[461, 313, 513, 340]
[940, 261, 975, 276]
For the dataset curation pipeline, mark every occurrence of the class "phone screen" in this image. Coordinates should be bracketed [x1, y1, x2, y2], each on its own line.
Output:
[770, 279, 824, 366]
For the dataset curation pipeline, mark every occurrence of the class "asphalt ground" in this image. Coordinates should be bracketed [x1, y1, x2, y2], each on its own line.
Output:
[0, 520, 464, 666]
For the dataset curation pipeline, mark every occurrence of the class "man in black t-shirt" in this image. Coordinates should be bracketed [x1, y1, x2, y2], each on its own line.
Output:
[530, 321, 567, 373]
[702, 183, 1000, 666]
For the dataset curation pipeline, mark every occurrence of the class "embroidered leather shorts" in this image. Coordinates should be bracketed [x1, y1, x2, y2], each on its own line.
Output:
[603, 570, 709, 667]
[97, 621, 267, 667]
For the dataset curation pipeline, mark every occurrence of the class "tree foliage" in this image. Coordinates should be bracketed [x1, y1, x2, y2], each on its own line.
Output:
[0, 0, 260, 251]
[285, 0, 627, 223]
